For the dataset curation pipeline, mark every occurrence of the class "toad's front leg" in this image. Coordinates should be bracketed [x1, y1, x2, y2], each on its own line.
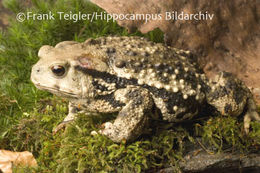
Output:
[53, 102, 81, 134]
[99, 87, 154, 143]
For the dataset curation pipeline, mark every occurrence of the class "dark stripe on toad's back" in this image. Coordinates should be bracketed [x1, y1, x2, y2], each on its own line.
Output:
[75, 65, 138, 88]
[76, 65, 171, 94]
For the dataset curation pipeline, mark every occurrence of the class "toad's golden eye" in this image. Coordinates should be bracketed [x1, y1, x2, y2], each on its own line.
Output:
[51, 65, 66, 76]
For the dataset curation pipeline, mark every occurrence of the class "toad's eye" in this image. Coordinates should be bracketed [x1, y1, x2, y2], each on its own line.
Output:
[51, 65, 66, 76]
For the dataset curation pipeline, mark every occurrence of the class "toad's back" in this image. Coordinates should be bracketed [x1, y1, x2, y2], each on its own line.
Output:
[86, 36, 208, 122]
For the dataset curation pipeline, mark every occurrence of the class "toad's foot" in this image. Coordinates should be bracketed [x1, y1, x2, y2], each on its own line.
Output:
[244, 98, 260, 134]
[53, 102, 77, 135]
[52, 120, 73, 135]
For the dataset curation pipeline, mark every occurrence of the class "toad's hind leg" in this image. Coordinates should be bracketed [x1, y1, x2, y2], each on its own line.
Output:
[244, 97, 260, 134]
[99, 87, 154, 143]
[206, 71, 260, 133]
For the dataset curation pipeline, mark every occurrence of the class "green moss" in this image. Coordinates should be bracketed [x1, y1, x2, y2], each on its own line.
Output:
[53, 114, 192, 172]
[0, 0, 259, 172]
[4, 101, 260, 172]
[195, 116, 260, 152]
[4, 105, 190, 172]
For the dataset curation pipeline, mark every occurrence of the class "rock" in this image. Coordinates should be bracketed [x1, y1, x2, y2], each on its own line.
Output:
[178, 152, 260, 173]
[159, 139, 260, 173]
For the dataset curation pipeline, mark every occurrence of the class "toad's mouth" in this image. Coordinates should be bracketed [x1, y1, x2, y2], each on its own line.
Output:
[34, 83, 78, 98]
